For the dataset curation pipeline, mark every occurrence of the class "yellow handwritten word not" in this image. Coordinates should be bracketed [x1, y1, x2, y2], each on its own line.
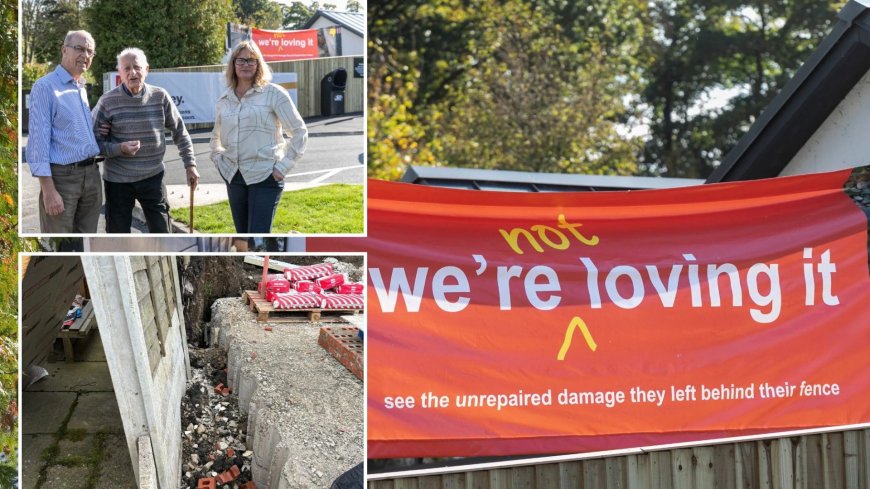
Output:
[557, 316, 597, 360]
[499, 214, 598, 255]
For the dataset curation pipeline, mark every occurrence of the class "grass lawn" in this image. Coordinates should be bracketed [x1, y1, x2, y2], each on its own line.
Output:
[170, 183, 364, 234]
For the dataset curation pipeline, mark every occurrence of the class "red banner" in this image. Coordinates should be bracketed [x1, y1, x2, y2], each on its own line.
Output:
[312, 169, 870, 458]
[251, 28, 318, 61]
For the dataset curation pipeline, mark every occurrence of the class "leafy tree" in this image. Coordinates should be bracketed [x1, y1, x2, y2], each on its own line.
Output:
[368, 0, 648, 179]
[346, 0, 362, 12]
[0, 0, 18, 486]
[21, 0, 47, 64]
[367, 0, 482, 179]
[640, 0, 845, 177]
[234, 0, 283, 29]
[282, 1, 337, 29]
[282, 1, 314, 29]
[436, 0, 645, 174]
[86, 0, 233, 76]
[370, 0, 847, 180]
[22, 0, 88, 65]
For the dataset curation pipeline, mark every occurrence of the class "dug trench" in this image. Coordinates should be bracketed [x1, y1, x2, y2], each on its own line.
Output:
[177, 256, 365, 488]
[181, 348, 253, 489]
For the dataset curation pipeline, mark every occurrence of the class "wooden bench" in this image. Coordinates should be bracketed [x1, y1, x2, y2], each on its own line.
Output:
[57, 299, 96, 363]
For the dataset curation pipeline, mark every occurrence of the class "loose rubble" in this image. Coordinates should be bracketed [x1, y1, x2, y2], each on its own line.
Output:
[181, 347, 253, 489]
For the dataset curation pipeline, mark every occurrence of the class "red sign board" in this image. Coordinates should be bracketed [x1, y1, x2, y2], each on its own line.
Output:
[313, 169, 870, 458]
[251, 28, 318, 61]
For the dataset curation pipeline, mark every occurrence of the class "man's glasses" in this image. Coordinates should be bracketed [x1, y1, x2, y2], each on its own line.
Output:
[234, 57, 257, 66]
[66, 44, 96, 57]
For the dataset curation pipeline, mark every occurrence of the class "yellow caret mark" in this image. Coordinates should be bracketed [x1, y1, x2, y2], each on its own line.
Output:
[557, 316, 597, 360]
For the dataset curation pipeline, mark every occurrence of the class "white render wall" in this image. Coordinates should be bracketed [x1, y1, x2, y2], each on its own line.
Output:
[310, 17, 364, 56]
[782, 68, 870, 175]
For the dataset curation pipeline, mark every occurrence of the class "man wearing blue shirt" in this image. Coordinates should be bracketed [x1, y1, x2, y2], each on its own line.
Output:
[26, 30, 102, 233]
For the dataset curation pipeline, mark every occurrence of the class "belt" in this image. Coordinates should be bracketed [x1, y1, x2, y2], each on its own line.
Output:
[51, 156, 100, 168]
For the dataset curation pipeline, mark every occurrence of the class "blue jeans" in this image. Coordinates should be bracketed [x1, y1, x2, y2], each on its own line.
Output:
[225, 171, 284, 233]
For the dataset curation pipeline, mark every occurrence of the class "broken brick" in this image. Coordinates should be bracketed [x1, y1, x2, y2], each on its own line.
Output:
[217, 470, 233, 484]
[264, 326, 273, 332]
[226, 448, 235, 457]
[222, 387, 230, 396]
[241, 482, 257, 489]
[197, 478, 216, 489]
[214, 383, 224, 394]
[229, 465, 241, 478]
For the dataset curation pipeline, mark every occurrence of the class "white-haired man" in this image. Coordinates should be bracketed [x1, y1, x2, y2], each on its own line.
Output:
[92, 47, 200, 233]
[26, 30, 102, 233]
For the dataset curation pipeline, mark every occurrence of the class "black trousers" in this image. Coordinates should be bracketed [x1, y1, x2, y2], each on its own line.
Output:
[104, 171, 170, 233]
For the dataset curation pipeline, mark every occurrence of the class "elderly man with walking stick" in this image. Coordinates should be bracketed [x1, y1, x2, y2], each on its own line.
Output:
[93, 47, 199, 233]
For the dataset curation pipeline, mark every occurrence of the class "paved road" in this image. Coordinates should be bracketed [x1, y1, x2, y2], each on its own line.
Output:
[20, 114, 365, 234]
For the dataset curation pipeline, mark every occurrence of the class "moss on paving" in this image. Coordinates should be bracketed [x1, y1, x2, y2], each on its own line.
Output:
[65, 429, 87, 442]
[84, 432, 109, 489]
[34, 396, 111, 489]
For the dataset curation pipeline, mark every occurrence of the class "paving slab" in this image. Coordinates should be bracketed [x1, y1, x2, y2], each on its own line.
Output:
[22, 391, 77, 434]
[56, 434, 95, 461]
[27, 362, 113, 393]
[43, 465, 91, 489]
[67, 392, 124, 433]
[22, 434, 53, 489]
[94, 435, 136, 489]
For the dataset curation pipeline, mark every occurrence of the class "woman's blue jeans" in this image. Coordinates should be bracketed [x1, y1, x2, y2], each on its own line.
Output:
[225, 170, 284, 233]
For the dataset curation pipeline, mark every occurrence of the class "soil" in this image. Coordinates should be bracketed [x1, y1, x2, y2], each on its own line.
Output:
[181, 257, 259, 346]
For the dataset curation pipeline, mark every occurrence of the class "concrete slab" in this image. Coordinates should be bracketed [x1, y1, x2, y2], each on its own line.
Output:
[27, 362, 113, 393]
[94, 435, 137, 489]
[56, 434, 94, 460]
[67, 392, 124, 433]
[75, 329, 108, 362]
[22, 391, 77, 434]
[43, 465, 91, 489]
[22, 434, 53, 489]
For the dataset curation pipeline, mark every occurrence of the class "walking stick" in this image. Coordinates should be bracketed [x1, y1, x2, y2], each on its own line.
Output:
[189, 183, 194, 233]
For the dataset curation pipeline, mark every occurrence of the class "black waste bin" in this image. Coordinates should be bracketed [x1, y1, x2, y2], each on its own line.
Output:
[22, 89, 31, 132]
[320, 68, 348, 116]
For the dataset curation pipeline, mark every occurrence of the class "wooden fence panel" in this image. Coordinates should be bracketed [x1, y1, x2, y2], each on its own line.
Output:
[534, 463, 559, 489]
[369, 428, 868, 489]
[558, 462, 581, 489]
[468, 470, 490, 489]
[582, 458, 607, 488]
[712, 443, 737, 488]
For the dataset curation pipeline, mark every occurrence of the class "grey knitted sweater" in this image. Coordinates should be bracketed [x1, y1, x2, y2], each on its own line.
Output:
[92, 83, 196, 183]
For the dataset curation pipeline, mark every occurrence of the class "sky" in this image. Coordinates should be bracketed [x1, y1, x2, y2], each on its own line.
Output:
[272, 0, 367, 12]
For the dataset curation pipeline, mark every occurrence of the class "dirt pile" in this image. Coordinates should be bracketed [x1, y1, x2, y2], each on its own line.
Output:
[181, 257, 259, 346]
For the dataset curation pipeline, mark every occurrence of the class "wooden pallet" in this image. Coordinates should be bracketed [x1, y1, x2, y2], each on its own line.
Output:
[242, 290, 362, 323]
